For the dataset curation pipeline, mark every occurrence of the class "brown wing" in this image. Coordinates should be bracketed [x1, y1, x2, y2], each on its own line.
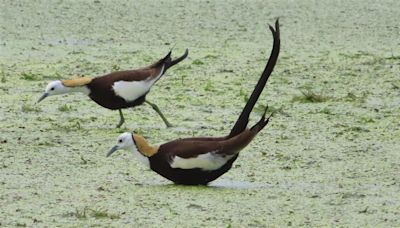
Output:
[159, 138, 225, 159]
[95, 68, 161, 83]
[87, 68, 162, 94]
[158, 129, 256, 160]
[176, 136, 227, 142]
[89, 49, 187, 87]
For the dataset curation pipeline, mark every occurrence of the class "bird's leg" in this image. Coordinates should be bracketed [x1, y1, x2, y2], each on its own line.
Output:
[145, 100, 172, 127]
[116, 109, 125, 128]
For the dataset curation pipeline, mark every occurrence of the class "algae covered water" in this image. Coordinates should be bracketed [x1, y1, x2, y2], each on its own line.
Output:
[1, 0, 399, 226]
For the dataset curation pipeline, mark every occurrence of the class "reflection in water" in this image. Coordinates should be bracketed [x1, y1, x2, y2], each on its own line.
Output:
[209, 179, 269, 189]
[138, 179, 269, 189]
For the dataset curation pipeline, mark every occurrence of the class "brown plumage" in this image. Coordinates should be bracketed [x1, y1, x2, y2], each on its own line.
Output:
[108, 19, 280, 185]
[38, 49, 189, 128]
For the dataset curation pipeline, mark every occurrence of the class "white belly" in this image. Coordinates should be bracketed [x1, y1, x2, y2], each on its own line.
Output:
[170, 152, 234, 171]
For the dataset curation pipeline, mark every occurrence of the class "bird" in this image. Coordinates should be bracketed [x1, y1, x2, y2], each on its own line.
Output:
[37, 49, 189, 128]
[106, 19, 280, 185]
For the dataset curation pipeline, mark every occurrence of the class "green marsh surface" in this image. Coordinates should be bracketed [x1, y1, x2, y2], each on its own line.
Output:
[1, 0, 399, 226]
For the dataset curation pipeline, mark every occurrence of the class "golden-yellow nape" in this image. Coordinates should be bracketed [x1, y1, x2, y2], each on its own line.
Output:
[61, 77, 92, 87]
[133, 134, 159, 157]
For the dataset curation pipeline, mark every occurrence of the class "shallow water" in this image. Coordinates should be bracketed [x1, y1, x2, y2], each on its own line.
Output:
[1, 0, 400, 227]
[210, 180, 270, 189]
[141, 179, 270, 189]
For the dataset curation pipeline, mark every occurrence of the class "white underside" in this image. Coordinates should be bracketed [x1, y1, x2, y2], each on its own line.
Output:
[69, 86, 90, 95]
[112, 66, 164, 102]
[170, 151, 234, 171]
[128, 146, 150, 168]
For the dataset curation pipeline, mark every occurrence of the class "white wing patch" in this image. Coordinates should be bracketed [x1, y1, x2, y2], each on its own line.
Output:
[112, 65, 164, 102]
[112, 80, 153, 102]
[170, 151, 234, 171]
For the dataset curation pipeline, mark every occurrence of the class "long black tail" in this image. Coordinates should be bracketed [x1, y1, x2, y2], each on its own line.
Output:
[250, 105, 274, 133]
[228, 19, 280, 138]
[162, 49, 189, 73]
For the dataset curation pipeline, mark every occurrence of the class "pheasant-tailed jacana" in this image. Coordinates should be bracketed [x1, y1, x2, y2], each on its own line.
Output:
[107, 20, 280, 185]
[37, 49, 188, 128]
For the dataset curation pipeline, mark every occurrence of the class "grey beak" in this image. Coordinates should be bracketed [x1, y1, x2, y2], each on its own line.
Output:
[36, 93, 49, 103]
[107, 145, 120, 157]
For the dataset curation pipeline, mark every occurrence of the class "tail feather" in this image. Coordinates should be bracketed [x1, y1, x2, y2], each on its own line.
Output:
[250, 105, 273, 133]
[167, 49, 189, 70]
[151, 49, 189, 74]
[228, 19, 280, 138]
[162, 49, 189, 74]
[162, 50, 173, 64]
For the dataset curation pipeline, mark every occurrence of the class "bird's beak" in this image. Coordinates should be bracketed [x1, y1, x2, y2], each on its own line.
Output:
[36, 93, 49, 103]
[107, 145, 120, 157]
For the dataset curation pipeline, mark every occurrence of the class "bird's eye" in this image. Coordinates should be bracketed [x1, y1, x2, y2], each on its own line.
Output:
[119, 139, 123, 143]
[50, 87, 55, 91]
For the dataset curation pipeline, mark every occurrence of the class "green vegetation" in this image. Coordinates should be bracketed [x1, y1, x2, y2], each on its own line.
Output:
[1, 0, 399, 227]
[20, 72, 42, 81]
[292, 89, 330, 103]
[57, 104, 74, 112]
[21, 103, 42, 112]
[1, 71, 6, 83]
[203, 79, 214, 91]
[192, 59, 205, 65]
[68, 207, 120, 220]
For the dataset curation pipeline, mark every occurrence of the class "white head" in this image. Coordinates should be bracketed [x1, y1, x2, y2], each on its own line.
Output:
[107, 132, 152, 167]
[107, 132, 135, 157]
[37, 80, 69, 103]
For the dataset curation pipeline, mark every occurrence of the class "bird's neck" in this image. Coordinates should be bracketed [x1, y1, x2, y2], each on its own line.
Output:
[126, 134, 158, 168]
[60, 77, 92, 95]
[128, 145, 150, 168]
[66, 86, 90, 95]
[132, 134, 158, 157]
